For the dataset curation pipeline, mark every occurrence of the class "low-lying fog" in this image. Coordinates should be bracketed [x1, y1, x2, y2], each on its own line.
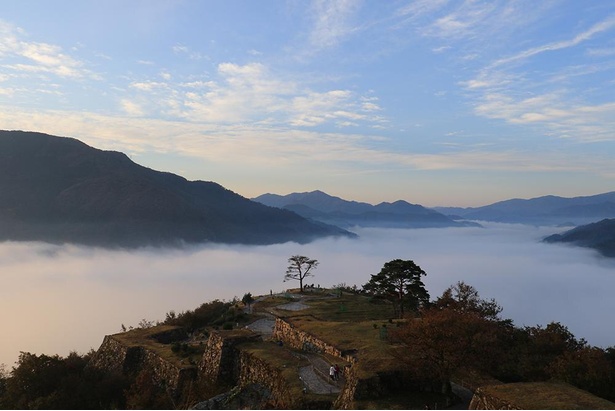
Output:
[2, 223, 614, 368]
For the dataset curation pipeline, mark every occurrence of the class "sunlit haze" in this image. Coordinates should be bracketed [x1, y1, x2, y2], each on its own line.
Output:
[1, 1, 615, 206]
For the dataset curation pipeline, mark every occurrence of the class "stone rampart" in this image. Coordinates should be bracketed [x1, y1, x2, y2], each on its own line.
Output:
[237, 349, 296, 409]
[271, 317, 358, 364]
[88, 334, 196, 398]
[88, 335, 137, 374]
[198, 329, 261, 387]
[89, 315, 427, 408]
[333, 363, 359, 409]
[469, 386, 525, 409]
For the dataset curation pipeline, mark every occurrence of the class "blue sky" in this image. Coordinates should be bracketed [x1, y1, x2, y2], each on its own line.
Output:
[1, 0, 615, 206]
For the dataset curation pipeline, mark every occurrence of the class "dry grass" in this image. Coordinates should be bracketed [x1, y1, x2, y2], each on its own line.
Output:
[299, 293, 395, 322]
[480, 382, 615, 410]
[254, 291, 408, 381]
[112, 325, 178, 347]
[355, 391, 449, 410]
[287, 316, 400, 378]
[260, 290, 394, 320]
[112, 325, 198, 367]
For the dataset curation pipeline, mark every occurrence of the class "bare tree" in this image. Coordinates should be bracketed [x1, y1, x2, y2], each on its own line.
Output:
[284, 255, 318, 292]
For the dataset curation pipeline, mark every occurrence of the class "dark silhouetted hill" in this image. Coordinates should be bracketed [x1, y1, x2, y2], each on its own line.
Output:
[253, 190, 477, 228]
[544, 219, 615, 257]
[435, 192, 615, 226]
[0, 130, 352, 247]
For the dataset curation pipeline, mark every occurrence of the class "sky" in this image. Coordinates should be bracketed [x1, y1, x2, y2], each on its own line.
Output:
[1, 0, 615, 206]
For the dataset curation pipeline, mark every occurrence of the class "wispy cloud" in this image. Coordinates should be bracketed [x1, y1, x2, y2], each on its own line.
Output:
[386, 2, 615, 143]
[395, 0, 449, 21]
[0, 20, 93, 79]
[123, 61, 385, 129]
[587, 47, 615, 57]
[395, 0, 545, 44]
[489, 16, 615, 69]
[172, 43, 207, 60]
[453, 12, 615, 142]
[306, 0, 361, 53]
[2, 106, 614, 180]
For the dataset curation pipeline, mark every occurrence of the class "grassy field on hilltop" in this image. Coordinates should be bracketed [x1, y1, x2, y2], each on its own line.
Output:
[255, 289, 407, 379]
[478, 382, 615, 410]
[259, 288, 396, 322]
[286, 316, 402, 378]
[112, 325, 203, 367]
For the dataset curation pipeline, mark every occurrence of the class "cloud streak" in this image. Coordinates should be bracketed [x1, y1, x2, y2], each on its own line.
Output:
[456, 13, 615, 142]
[307, 0, 361, 52]
[391, 3, 615, 143]
[3, 106, 615, 185]
[0, 20, 92, 79]
[489, 16, 615, 69]
[123, 61, 385, 129]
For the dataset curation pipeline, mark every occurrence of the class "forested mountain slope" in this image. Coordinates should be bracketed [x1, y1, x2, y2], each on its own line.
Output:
[0, 130, 351, 247]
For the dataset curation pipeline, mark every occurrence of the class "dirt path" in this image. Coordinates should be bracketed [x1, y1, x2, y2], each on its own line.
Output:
[275, 301, 310, 311]
[243, 294, 342, 395]
[299, 364, 341, 395]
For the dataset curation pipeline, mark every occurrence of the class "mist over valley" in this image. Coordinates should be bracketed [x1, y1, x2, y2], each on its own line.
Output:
[2, 223, 614, 369]
[2, 130, 615, 371]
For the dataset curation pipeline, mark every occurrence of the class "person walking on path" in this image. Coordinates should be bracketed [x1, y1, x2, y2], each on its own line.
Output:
[329, 365, 336, 381]
[334, 364, 340, 381]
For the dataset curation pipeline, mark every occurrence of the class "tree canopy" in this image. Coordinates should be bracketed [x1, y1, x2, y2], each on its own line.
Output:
[391, 305, 502, 394]
[433, 281, 503, 321]
[284, 255, 318, 292]
[363, 259, 429, 318]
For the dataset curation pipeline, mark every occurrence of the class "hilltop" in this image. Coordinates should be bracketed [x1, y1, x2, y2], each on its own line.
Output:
[544, 218, 615, 257]
[0, 130, 352, 247]
[4, 282, 615, 409]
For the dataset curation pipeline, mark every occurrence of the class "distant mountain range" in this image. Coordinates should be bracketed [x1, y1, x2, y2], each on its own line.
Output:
[544, 219, 615, 257]
[0, 131, 352, 247]
[253, 191, 478, 229]
[434, 192, 615, 226]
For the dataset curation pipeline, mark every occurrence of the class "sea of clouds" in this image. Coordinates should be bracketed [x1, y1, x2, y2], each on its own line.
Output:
[1, 223, 614, 368]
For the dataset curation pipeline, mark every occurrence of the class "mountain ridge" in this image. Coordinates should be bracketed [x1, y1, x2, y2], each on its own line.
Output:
[434, 192, 615, 226]
[543, 218, 615, 257]
[0, 130, 352, 247]
[253, 190, 476, 229]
